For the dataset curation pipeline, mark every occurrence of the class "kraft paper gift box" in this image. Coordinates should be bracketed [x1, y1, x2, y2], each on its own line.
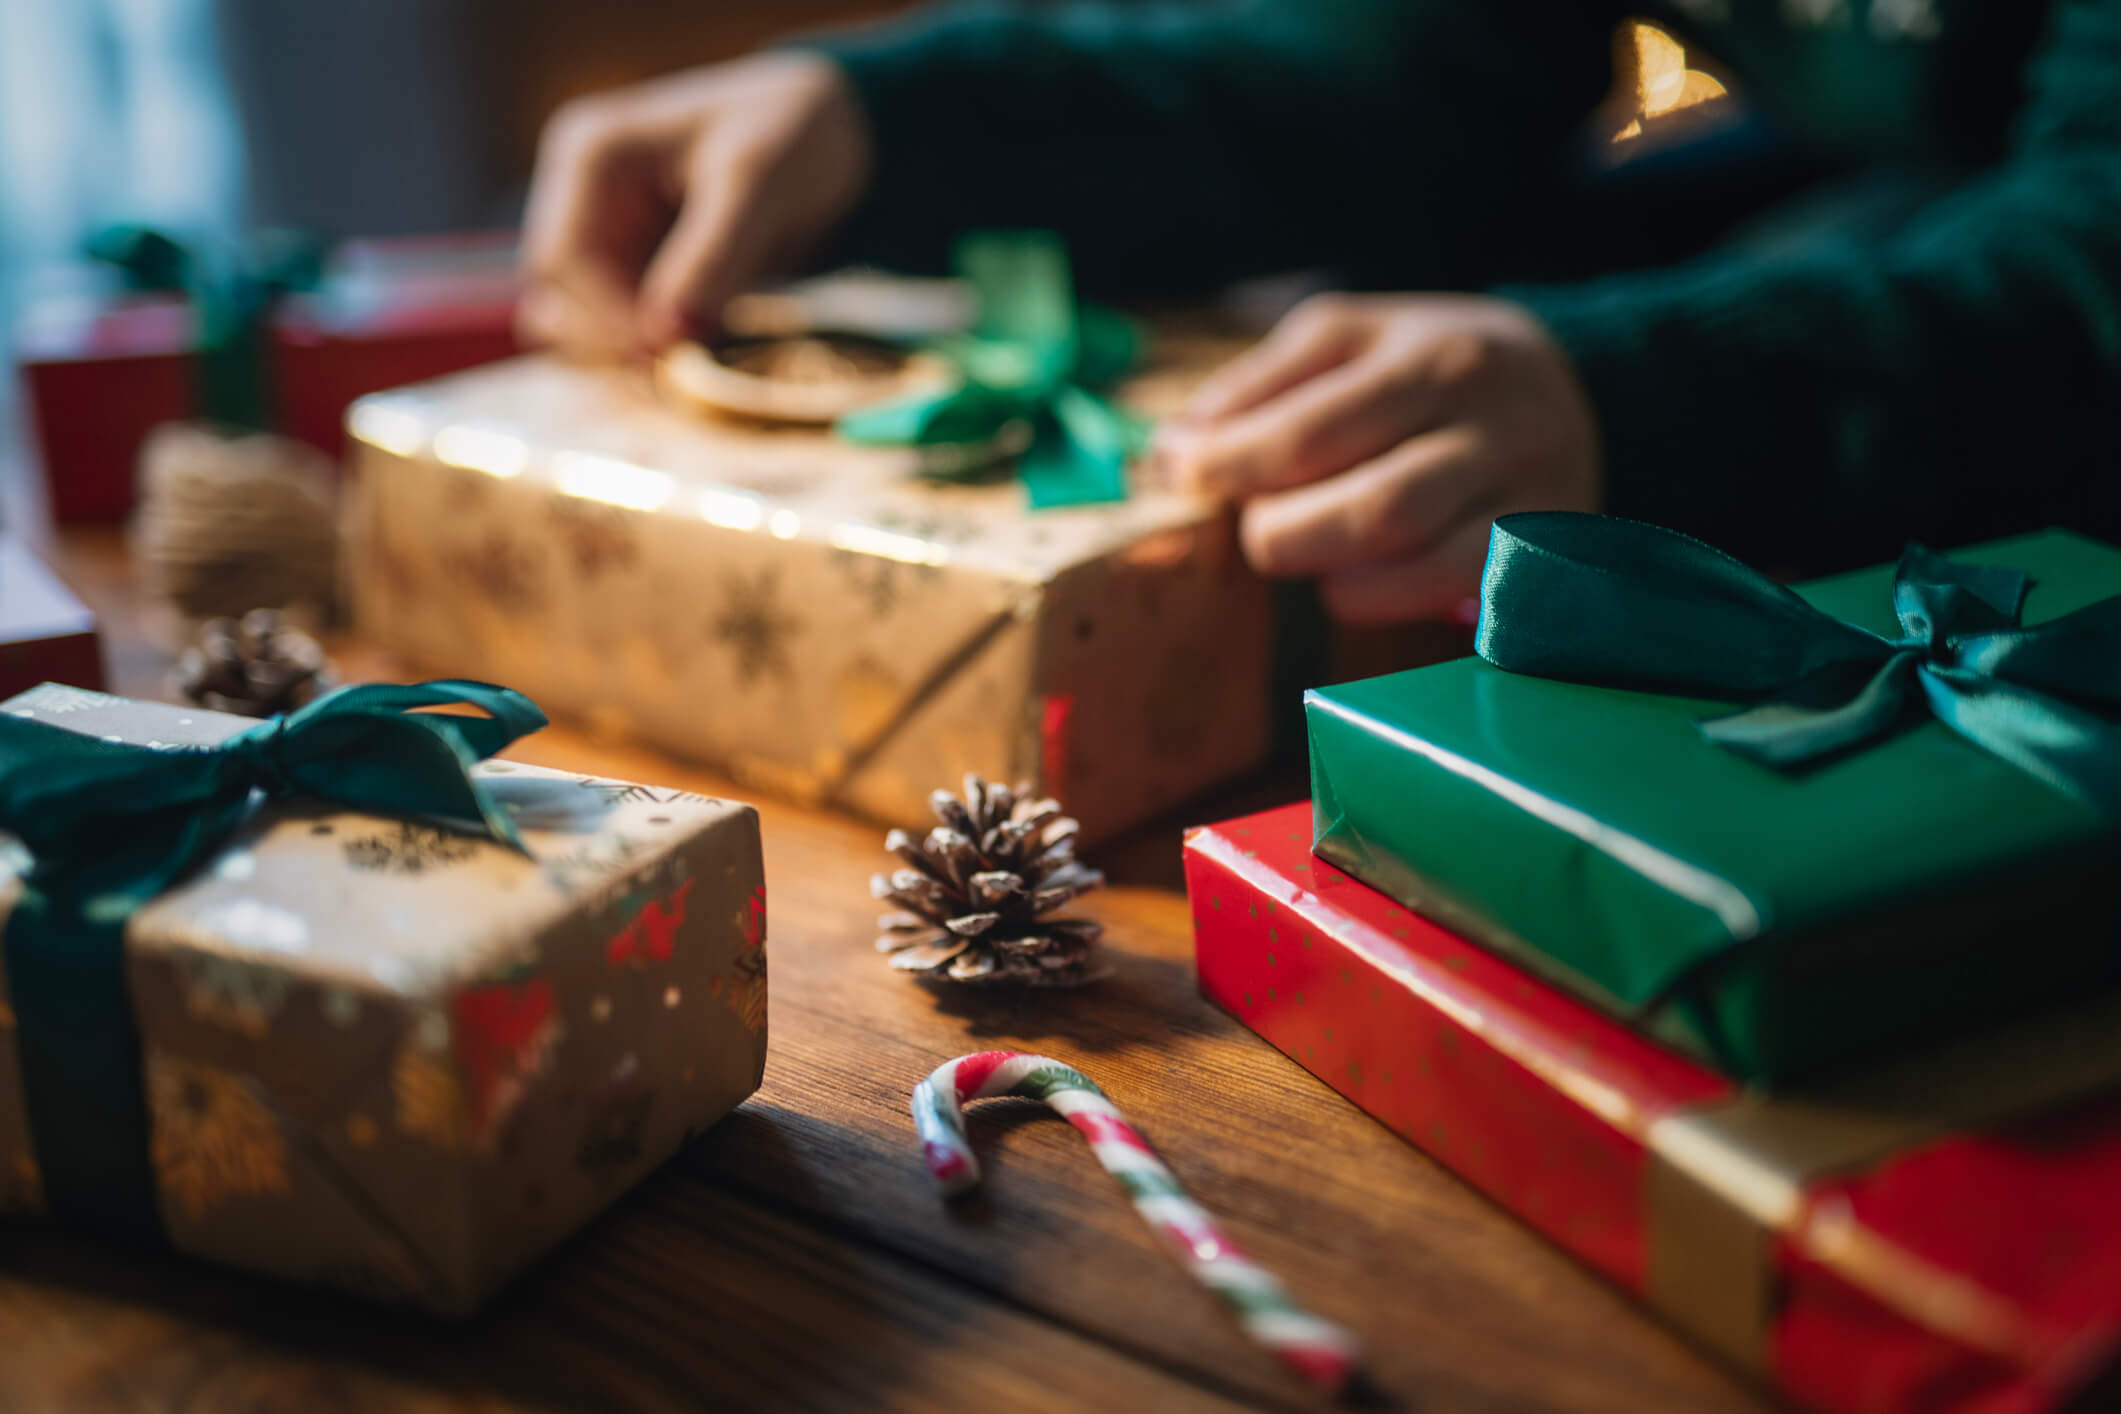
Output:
[1306, 518, 2121, 1083]
[0, 683, 765, 1314]
[1189, 804, 2121, 1414]
[344, 336, 1272, 844]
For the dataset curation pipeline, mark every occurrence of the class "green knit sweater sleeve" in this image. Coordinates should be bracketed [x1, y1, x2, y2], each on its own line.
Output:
[806, 0, 1621, 295]
[1511, 0, 2121, 570]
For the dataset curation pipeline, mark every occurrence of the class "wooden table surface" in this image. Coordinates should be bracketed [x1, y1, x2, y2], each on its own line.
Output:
[3, 528, 1772, 1414]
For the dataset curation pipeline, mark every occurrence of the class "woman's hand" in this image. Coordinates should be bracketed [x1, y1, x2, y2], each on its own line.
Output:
[518, 52, 872, 360]
[1154, 294, 1601, 623]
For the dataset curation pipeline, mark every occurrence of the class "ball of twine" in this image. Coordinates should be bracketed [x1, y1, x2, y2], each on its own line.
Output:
[130, 421, 341, 650]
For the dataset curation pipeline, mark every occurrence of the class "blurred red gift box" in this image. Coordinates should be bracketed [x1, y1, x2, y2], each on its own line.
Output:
[14, 231, 520, 523]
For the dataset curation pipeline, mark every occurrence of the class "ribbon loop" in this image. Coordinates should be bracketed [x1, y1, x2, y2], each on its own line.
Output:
[1476, 513, 1888, 699]
[837, 231, 1148, 510]
[1890, 542, 2027, 655]
[1476, 513, 2121, 816]
[1955, 595, 2121, 705]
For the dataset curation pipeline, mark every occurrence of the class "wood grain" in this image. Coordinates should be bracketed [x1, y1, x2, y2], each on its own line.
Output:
[5, 528, 1771, 1412]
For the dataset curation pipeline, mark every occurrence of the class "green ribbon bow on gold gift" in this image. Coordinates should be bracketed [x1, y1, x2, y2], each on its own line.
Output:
[837, 231, 1150, 509]
[87, 223, 325, 431]
[0, 680, 543, 1242]
[1475, 513, 2121, 815]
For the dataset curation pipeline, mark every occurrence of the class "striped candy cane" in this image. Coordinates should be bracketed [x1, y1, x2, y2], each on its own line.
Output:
[912, 1051, 1361, 1394]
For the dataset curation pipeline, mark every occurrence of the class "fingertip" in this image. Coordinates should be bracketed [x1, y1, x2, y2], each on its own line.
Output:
[1237, 505, 1276, 576]
[1148, 423, 1213, 496]
[517, 281, 636, 363]
[516, 286, 594, 359]
[636, 298, 686, 353]
[645, 253, 741, 353]
[514, 290, 556, 350]
[1237, 495, 1298, 577]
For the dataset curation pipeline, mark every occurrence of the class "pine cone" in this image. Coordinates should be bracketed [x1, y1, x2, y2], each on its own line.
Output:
[875, 776, 1106, 987]
[171, 609, 336, 718]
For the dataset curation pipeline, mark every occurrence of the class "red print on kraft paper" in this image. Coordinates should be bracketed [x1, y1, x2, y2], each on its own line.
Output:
[452, 979, 561, 1142]
[741, 884, 765, 949]
[606, 877, 695, 968]
[1039, 695, 1075, 804]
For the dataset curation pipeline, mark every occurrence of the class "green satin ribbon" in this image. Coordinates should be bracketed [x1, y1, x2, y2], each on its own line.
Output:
[87, 224, 325, 430]
[837, 231, 1150, 509]
[0, 680, 543, 1240]
[1475, 513, 2121, 815]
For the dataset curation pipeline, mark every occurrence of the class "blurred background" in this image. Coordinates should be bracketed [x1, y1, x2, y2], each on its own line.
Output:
[0, 0, 1730, 294]
[0, 1, 1729, 531]
[0, 0, 915, 267]
[0, 0, 917, 523]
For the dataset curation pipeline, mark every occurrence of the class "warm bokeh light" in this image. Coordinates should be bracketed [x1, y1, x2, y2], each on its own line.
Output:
[1612, 22, 1732, 145]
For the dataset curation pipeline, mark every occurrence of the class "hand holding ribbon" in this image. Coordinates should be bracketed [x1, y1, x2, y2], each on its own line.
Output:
[836, 231, 1149, 509]
[0, 680, 544, 1241]
[1475, 514, 2121, 815]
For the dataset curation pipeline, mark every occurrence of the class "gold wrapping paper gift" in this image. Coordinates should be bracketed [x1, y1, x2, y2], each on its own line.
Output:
[344, 334, 1272, 843]
[0, 684, 767, 1314]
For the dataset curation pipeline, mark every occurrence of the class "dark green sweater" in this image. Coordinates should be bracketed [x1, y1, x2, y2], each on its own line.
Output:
[811, 0, 2121, 573]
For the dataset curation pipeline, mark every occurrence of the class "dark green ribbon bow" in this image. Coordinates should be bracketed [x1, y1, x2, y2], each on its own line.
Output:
[0, 680, 543, 1240]
[837, 231, 1149, 509]
[88, 223, 325, 430]
[1475, 513, 2121, 815]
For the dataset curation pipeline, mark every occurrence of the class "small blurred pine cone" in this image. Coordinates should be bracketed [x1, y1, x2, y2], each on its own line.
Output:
[171, 609, 336, 718]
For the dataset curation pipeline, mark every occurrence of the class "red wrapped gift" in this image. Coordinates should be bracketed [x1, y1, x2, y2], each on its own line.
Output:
[14, 232, 519, 523]
[14, 295, 199, 523]
[1186, 803, 2121, 1414]
[0, 531, 103, 696]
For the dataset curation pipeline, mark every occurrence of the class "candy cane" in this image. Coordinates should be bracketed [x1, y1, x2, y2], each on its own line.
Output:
[912, 1051, 1361, 1394]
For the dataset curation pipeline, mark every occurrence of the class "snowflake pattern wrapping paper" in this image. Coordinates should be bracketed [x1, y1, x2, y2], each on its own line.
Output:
[0, 685, 767, 1314]
[343, 323, 1273, 845]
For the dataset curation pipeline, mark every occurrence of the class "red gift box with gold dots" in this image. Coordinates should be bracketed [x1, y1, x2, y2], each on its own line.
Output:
[1186, 803, 2121, 1414]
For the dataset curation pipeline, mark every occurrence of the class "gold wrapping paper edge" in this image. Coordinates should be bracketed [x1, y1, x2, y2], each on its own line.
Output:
[1646, 990, 2121, 1370]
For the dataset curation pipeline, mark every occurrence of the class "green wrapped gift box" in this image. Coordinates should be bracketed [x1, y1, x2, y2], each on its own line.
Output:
[1308, 524, 2121, 1083]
